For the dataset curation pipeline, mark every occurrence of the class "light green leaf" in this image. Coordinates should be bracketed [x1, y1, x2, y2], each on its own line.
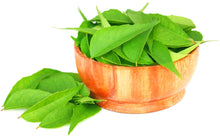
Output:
[150, 14, 194, 48]
[21, 85, 83, 122]
[4, 89, 51, 110]
[167, 15, 195, 31]
[169, 41, 202, 62]
[187, 30, 203, 41]
[68, 104, 101, 135]
[139, 2, 149, 12]
[37, 73, 78, 93]
[126, 9, 152, 24]
[39, 103, 74, 128]
[90, 21, 160, 58]
[3, 68, 60, 106]
[138, 50, 155, 65]
[71, 97, 103, 105]
[60, 27, 96, 35]
[91, 9, 132, 24]
[96, 7, 110, 28]
[80, 35, 91, 57]
[149, 41, 181, 78]
[78, 8, 87, 21]
[65, 72, 82, 82]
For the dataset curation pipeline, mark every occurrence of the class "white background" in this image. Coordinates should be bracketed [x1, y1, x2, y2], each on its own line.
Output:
[0, 0, 220, 136]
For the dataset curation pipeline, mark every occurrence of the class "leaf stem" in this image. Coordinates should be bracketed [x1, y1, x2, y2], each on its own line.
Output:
[139, 2, 149, 12]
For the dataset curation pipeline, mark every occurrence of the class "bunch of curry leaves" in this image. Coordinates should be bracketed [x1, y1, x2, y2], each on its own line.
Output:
[68, 3, 204, 78]
[2, 68, 102, 135]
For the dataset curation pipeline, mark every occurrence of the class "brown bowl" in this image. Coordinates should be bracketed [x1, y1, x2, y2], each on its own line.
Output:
[75, 46, 199, 113]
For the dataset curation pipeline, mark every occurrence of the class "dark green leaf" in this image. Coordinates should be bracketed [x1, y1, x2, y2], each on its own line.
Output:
[4, 89, 51, 110]
[21, 85, 83, 122]
[96, 51, 121, 65]
[187, 30, 203, 41]
[122, 29, 154, 63]
[37, 73, 78, 93]
[39, 103, 74, 128]
[91, 9, 132, 24]
[149, 41, 181, 78]
[90, 21, 160, 58]
[68, 104, 101, 135]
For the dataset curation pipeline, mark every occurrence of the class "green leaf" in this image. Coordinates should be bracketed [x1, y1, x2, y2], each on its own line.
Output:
[21, 85, 83, 122]
[78, 8, 87, 21]
[71, 97, 103, 105]
[37, 73, 78, 93]
[138, 50, 155, 65]
[187, 30, 203, 41]
[150, 14, 194, 48]
[91, 9, 132, 24]
[68, 104, 101, 135]
[60, 27, 96, 35]
[126, 9, 152, 24]
[167, 15, 195, 31]
[169, 41, 202, 62]
[90, 22, 160, 58]
[65, 72, 82, 82]
[39, 103, 74, 128]
[122, 29, 153, 63]
[4, 89, 51, 110]
[80, 35, 91, 57]
[96, 51, 121, 65]
[139, 2, 149, 12]
[149, 41, 181, 78]
[96, 6, 111, 28]
[3, 68, 60, 106]
[78, 84, 90, 97]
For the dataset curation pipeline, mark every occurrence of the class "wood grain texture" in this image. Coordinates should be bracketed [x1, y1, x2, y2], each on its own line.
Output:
[75, 46, 199, 113]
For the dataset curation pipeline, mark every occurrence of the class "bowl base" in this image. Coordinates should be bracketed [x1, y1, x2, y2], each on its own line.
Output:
[91, 89, 185, 114]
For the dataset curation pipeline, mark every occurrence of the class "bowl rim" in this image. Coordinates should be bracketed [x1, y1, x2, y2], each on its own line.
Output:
[74, 45, 199, 69]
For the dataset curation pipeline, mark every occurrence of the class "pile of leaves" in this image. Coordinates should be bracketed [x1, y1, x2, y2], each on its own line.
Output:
[68, 3, 204, 78]
[2, 68, 102, 135]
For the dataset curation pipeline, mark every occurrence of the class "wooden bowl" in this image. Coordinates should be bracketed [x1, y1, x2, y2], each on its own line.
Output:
[75, 46, 199, 113]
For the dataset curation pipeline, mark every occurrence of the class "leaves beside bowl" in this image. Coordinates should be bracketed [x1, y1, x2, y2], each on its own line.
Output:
[2, 68, 102, 135]
[67, 3, 204, 78]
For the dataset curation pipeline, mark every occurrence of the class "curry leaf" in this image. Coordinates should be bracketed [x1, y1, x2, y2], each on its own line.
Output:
[138, 50, 155, 65]
[168, 15, 195, 31]
[4, 89, 51, 110]
[96, 6, 110, 28]
[39, 103, 74, 128]
[150, 14, 194, 48]
[90, 21, 160, 58]
[139, 2, 149, 12]
[149, 41, 181, 77]
[126, 9, 152, 24]
[37, 73, 78, 93]
[65, 73, 82, 82]
[187, 30, 203, 41]
[169, 41, 203, 62]
[91, 9, 132, 24]
[3, 68, 60, 106]
[122, 29, 153, 63]
[60, 27, 96, 35]
[78, 8, 87, 21]
[21, 85, 83, 122]
[80, 35, 91, 57]
[96, 51, 121, 65]
[68, 104, 101, 135]
[71, 97, 103, 105]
